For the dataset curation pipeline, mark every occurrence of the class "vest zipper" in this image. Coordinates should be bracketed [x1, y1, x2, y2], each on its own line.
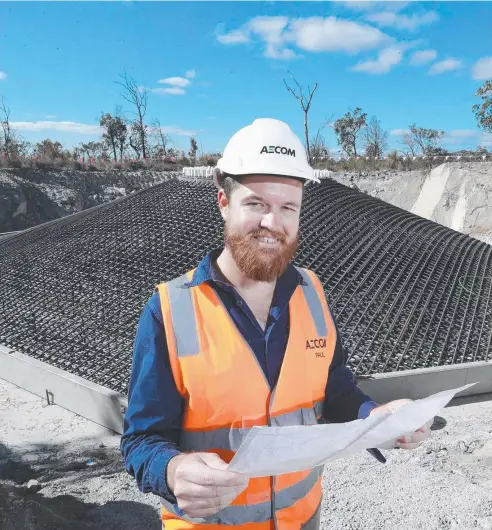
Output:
[268, 386, 279, 530]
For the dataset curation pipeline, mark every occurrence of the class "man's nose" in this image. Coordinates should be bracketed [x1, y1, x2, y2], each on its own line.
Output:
[260, 212, 281, 232]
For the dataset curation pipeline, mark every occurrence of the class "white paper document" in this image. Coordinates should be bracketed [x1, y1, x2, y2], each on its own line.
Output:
[227, 383, 476, 477]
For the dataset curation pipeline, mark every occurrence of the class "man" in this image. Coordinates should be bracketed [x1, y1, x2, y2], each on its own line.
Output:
[121, 118, 431, 529]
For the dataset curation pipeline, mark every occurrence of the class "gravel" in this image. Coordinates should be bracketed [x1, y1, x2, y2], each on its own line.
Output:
[2, 379, 492, 529]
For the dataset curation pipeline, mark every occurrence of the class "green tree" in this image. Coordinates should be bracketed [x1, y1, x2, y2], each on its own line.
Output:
[333, 107, 367, 157]
[35, 139, 64, 159]
[100, 112, 127, 161]
[189, 137, 198, 166]
[78, 141, 104, 159]
[400, 124, 444, 156]
[473, 80, 492, 134]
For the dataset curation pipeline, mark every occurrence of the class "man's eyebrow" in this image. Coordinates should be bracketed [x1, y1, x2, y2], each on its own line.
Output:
[241, 194, 264, 202]
[241, 194, 300, 207]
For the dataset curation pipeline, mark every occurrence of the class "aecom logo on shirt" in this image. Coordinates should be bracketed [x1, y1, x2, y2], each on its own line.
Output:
[306, 338, 327, 358]
[260, 146, 296, 156]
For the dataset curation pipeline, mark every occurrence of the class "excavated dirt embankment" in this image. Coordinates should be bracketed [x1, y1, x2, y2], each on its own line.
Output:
[330, 162, 492, 245]
[0, 168, 180, 232]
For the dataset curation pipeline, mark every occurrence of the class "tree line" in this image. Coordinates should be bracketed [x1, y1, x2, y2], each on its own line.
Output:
[0, 72, 491, 170]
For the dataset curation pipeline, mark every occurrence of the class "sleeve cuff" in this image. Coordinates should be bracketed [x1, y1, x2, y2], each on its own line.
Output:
[151, 448, 182, 501]
[358, 400, 379, 419]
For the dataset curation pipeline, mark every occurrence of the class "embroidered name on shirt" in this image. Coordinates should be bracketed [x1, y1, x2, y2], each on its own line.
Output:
[306, 338, 327, 358]
[306, 339, 327, 349]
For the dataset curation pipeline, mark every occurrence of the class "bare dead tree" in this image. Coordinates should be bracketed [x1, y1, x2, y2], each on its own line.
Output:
[151, 118, 170, 156]
[363, 116, 388, 159]
[310, 117, 333, 160]
[283, 71, 318, 164]
[0, 95, 13, 150]
[115, 72, 149, 159]
[399, 133, 417, 156]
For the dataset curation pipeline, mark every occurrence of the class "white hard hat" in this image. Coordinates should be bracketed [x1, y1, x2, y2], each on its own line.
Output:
[214, 118, 319, 187]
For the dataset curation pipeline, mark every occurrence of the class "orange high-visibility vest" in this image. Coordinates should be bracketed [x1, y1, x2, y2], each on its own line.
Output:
[157, 266, 337, 530]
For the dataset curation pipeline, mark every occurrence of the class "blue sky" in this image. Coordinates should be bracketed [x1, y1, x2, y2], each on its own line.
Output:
[1, 1, 492, 156]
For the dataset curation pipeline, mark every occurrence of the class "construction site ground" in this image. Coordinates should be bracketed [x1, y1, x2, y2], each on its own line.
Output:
[2, 379, 492, 530]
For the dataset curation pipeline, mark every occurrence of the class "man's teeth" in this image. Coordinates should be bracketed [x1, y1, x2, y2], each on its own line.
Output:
[258, 237, 278, 243]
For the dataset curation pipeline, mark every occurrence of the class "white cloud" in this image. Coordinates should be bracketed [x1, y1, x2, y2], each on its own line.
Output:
[0, 71, 7, 80]
[429, 58, 462, 75]
[352, 45, 404, 74]
[158, 76, 190, 88]
[45, 115, 57, 119]
[11, 121, 103, 135]
[159, 125, 198, 137]
[410, 49, 437, 65]
[185, 69, 196, 79]
[391, 128, 410, 136]
[216, 15, 391, 59]
[446, 130, 477, 139]
[338, 1, 408, 12]
[289, 17, 390, 53]
[217, 28, 250, 44]
[366, 10, 439, 31]
[442, 129, 479, 146]
[152, 87, 186, 96]
[480, 133, 492, 147]
[472, 57, 492, 81]
[265, 44, 299, 60]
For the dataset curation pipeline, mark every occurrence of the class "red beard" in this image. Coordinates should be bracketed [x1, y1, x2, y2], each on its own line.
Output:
[224, 224, 299, 282]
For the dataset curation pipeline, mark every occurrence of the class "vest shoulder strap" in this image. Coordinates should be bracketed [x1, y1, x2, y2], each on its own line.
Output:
[164, 271, 200, 357]
[294, 267, 329, 338]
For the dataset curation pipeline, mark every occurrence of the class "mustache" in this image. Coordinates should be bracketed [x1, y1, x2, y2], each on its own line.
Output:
[247, 229, 287, 243]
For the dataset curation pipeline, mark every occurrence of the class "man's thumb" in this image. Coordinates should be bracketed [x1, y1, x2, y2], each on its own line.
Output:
[199, 452, 228, 470]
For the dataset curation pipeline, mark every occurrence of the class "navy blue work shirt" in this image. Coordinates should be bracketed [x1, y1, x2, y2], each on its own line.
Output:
[120, 248, 378, 500]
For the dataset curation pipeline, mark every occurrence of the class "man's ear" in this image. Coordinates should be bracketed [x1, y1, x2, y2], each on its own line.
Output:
[217, 189, 229, 220]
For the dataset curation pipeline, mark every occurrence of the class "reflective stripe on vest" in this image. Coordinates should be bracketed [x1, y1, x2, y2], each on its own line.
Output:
[166, 267, 328, 358]
[161, 465, 323, 525]
[180, 401, 324, 452]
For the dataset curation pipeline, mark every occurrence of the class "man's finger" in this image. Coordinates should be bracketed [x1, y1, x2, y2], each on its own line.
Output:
[187, 456, 248, 488]
[176, 481, 247, 500]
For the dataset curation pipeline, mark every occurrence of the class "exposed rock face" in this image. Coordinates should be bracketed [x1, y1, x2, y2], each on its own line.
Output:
[328, 162, 492, 245]
[0, 168, 180, 232]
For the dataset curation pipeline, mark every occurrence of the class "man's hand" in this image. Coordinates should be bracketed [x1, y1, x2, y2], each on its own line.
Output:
[369, 399, 432, 450]
[166, 452, 249, 518]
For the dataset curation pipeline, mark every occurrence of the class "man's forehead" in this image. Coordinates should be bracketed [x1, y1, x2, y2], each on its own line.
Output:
[238, 175, 303, 194]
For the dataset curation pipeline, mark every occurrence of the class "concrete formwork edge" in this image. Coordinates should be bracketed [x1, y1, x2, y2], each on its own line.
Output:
[357, 361, 492, 403]
[0, 345, 128, 434]
[1, 344, 492, 434]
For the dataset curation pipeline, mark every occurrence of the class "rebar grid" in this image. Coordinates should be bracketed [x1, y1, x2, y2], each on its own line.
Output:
[1, 177, 491, 395]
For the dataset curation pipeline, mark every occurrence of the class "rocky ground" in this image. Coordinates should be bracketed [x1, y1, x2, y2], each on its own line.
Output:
[2, 379, 492, 530]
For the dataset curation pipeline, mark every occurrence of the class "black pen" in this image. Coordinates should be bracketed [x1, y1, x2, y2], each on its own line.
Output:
[367, 448, 386, 463]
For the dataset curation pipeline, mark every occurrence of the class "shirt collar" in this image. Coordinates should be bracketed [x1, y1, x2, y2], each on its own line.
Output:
[183, 247, 307, 289]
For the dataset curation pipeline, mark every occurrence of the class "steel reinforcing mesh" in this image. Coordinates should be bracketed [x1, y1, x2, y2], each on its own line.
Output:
[1, 177, 491, 395]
